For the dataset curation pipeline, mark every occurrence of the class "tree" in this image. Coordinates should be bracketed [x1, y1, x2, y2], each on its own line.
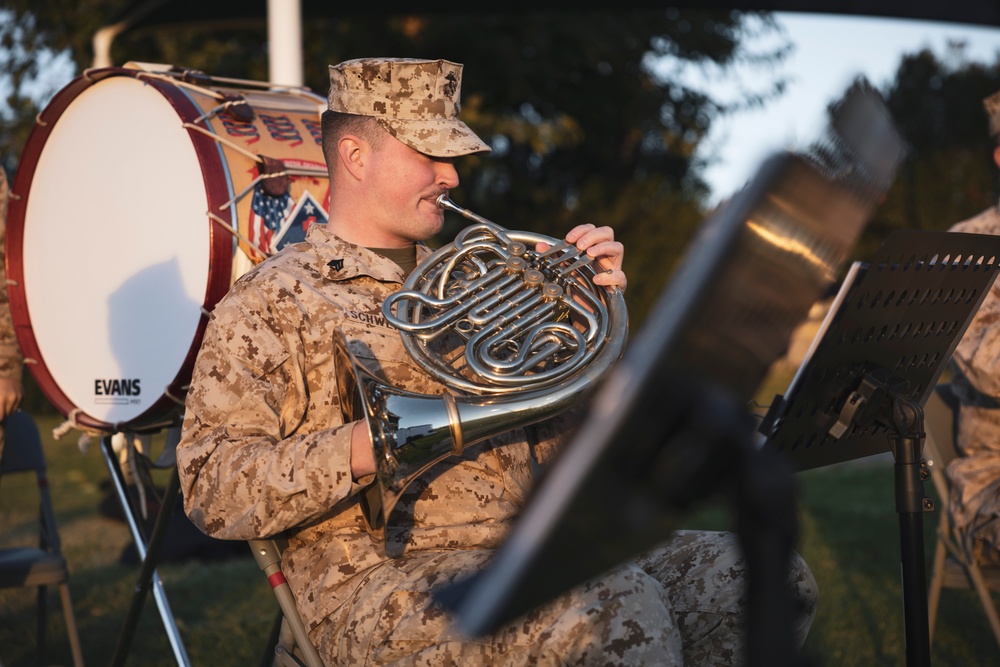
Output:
[0, 3, 791, 324]
[863, 46, 1000, 261]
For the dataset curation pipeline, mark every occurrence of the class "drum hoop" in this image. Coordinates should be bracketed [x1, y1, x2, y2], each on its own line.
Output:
[7, 66, 237, 432]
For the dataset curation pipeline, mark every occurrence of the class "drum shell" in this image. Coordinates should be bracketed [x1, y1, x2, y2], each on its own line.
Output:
[6, 65, 329, 432]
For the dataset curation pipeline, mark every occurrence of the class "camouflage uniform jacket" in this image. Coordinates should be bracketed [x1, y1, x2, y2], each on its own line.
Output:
[946, 203, 1000, 557]
[177, 223, 557, 632]
[0, 167, 23, 383]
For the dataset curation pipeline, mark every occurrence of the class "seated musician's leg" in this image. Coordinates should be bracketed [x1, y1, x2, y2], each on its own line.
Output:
[312, 548, 685, 666]
[634, 530, 819, 666]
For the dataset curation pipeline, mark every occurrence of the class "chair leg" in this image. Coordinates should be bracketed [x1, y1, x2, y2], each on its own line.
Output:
[275, 643, 308, 667]
[965, 565, 1000, 650]
[927, 536, 947, 644]
[260, 608, 283, 667]
[36, 584, 48, 667]
[59, 582, 86, 667]
[275, 617, 308, 667]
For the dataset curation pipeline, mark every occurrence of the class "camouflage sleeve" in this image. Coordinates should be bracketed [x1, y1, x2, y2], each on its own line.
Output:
[948, 217, 1000, 400]
[176, 288, 362, 540]
[0, 167, 23, 382]
[952, 274, 1000, 399]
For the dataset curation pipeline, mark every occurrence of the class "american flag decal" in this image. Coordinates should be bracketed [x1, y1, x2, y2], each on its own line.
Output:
[248, 185, 328, 255]
[248, 182, 292, 253]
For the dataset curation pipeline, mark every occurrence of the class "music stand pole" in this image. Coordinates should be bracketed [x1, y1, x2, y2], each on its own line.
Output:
[894, 430, 931, 667]
[734, 434, 806, 667]
[883, 391, 932, 667]
[838, 375, 931, 665]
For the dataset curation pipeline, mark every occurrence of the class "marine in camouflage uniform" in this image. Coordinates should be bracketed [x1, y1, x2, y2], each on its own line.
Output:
[0, 165, 25, 461]
[177, 58, 817, 666]
[945, 91, 1000, 561]
[944, 90, 1000, 564]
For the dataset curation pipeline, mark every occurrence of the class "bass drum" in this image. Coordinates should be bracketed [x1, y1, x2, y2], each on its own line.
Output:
[7, 63, 330, 433]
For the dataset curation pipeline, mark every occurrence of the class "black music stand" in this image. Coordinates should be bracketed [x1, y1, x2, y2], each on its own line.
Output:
[759, 229, 1000, 667]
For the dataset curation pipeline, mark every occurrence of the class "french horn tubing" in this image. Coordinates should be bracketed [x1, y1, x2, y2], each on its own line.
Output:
[332, 195, 629, 557]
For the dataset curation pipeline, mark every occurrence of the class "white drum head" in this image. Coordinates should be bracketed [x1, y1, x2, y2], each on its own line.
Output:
[11, 67, 329, 431]
[17, 75, 219, 428]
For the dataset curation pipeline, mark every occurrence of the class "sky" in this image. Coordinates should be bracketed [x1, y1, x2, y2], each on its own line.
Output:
[697, 12, 1000, 204]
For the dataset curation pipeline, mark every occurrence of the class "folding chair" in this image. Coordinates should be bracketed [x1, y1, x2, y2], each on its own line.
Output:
[923, 384, 1000, 648]
[249, 538, 326, 667]
[0, 411, 86, 667]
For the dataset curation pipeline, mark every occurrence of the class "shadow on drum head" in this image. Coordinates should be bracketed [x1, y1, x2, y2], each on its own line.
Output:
[103, 257, 203, 429]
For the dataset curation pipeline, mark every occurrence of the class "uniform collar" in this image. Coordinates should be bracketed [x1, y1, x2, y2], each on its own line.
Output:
[306, 223, 433, 283]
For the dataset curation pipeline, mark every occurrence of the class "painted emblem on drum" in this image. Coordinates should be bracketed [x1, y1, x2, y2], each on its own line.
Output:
[260, 113, 304, 148]
[94, 378, 142, 406]
[302, 118, 323, 145]
[220, 114, 323, 147]
[249, 187, 328, 255]
[219, 115, 260, 144]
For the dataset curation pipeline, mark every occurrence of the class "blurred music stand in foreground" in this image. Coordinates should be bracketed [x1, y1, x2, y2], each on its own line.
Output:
[436, 79, 906, 667]
[758, 229, 1000, 667]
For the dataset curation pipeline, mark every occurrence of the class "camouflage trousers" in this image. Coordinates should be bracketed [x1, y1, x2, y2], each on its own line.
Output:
[311, 530, 818, 666]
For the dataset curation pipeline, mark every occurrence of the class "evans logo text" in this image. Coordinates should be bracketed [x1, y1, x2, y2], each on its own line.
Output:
[94, 379, 142, 396]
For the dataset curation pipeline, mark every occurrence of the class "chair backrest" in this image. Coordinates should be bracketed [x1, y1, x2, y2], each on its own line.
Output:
[1, 411, 61, 553]
[0, 410, 86, 667]
[1, 411, 46, 474]
[923, 383, 1000, 650]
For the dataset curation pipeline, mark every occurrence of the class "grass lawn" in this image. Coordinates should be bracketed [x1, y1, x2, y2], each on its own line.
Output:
[2, 411, 1000, 666]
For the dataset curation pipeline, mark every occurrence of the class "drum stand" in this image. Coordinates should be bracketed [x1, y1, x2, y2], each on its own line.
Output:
[99, 427, 192, 667]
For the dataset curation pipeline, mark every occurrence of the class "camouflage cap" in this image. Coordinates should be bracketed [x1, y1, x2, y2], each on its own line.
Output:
[985, 89, 1000, 138]
[328, 57, 491, 158]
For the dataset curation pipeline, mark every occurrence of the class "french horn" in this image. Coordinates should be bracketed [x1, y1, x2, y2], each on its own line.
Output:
[333, 195, 629, 557]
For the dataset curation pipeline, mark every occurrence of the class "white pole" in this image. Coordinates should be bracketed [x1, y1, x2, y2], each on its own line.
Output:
[91, 22, 127, 68]
[267, 0, 303, 86]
